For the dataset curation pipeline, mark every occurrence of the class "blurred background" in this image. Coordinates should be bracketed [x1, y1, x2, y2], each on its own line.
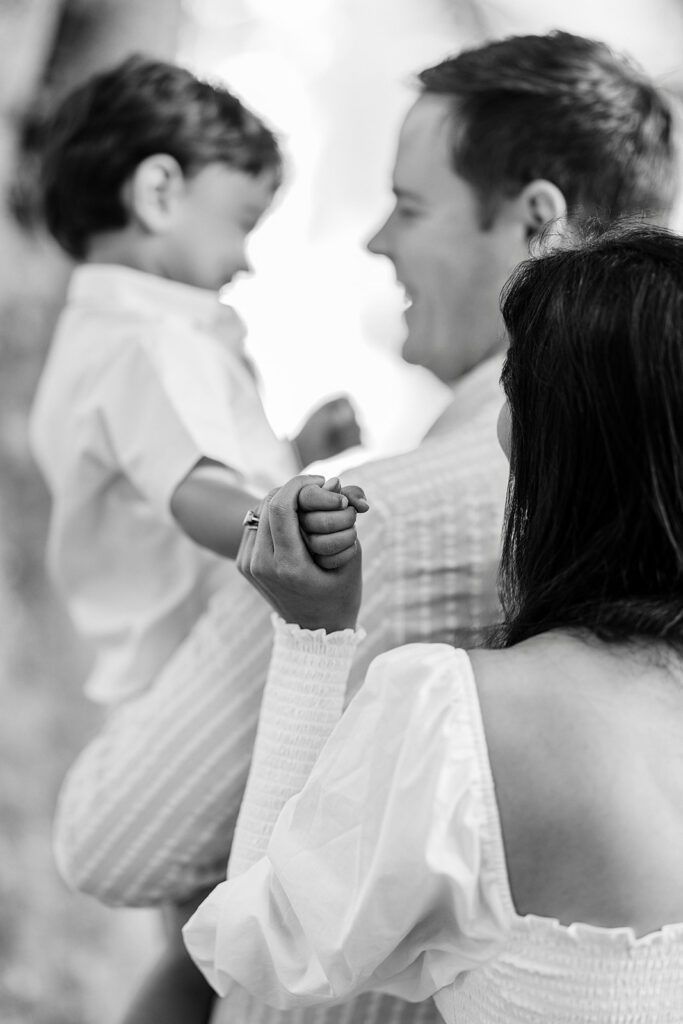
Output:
[1, 1, 682, 1021]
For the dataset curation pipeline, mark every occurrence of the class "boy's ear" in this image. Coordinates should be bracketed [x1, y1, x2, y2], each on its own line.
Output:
[517, 179, 568, 245]
[123, 154, 186, 233]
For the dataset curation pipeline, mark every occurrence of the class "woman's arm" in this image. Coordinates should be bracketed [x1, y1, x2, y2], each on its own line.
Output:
[228, 475, 367, 874]
[183, 644, 514, 1008]
[227, 617, 363, 877]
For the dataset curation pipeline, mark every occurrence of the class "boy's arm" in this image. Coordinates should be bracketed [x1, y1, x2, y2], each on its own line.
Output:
[169, 458, 257, 559]
[169, 464, 362, 562]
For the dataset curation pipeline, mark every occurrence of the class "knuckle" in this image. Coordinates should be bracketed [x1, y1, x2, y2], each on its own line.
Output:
[298, 485, 317, 510]
[307, 535, 326, 555]
[300, 512, 316, 532]
[269, 497, 289, 519]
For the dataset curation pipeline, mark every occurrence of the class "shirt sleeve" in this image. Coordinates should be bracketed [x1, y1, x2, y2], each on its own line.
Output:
[50, 404, 505, 909]
[183, 643, 515, 1009]
[98, 329, 251, 519]
[52, 571, 273, 906]
[227, 616, 365, 878]
[52, 494, 395, 906]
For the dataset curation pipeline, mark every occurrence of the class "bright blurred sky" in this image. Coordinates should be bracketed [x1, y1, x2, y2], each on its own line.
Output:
[178, 0, 683, 470]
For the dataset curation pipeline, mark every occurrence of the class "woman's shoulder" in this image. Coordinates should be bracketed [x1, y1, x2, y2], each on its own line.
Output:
[466, 632, 657, 817]
[469, 630, 683, 744]
[468, 633, 683, 930]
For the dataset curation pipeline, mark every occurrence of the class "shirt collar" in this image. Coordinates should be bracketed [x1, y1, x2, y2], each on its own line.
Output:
[427, 353, 505, 438]
[67, 264, 245, 341]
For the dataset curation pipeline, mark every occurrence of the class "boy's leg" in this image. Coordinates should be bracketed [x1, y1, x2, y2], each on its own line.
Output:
[117, 893, 216, 1024]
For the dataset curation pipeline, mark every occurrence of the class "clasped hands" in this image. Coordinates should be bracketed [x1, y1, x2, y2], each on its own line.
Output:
[236, 475, 369, 633]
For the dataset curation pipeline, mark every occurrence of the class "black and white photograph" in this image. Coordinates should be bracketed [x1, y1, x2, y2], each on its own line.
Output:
[2, 1, 683, 1022]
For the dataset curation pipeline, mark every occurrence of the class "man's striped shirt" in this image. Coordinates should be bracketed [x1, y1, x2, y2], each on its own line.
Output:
[54, 355, 508, 1024]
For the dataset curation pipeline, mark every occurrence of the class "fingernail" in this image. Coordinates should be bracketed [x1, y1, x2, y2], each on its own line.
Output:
[340, 495, 349, 508]
[357, 499, 370, 511]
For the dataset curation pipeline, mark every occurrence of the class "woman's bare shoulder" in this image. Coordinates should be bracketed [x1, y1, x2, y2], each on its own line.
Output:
[467, 632, 683, 783]
[467, 632, 598, 737]
[467, 634, 683, 928]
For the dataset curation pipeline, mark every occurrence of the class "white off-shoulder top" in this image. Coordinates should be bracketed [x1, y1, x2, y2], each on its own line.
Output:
[184, 621, 683, 1023]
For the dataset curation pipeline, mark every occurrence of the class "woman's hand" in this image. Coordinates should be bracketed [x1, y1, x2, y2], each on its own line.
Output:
[237, 475, 365, 633]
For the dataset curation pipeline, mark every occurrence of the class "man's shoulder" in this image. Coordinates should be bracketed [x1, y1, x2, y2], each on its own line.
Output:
[342, 399, 507, 515]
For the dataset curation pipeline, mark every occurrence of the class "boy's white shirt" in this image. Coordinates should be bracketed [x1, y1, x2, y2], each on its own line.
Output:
[29, 264, 298, 704]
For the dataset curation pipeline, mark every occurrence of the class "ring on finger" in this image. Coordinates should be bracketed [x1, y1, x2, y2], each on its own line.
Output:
[242, 508, 260, 530]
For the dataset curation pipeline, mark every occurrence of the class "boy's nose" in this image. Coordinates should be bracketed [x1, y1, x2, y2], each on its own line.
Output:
[235, 252, 252, 276]
[366, 221, 390, 257]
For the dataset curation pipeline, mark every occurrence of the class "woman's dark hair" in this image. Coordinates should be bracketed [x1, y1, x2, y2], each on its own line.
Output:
[419, 32, 677, 228]
[497, 225, 683, 650]
[42, 54, 282, 258]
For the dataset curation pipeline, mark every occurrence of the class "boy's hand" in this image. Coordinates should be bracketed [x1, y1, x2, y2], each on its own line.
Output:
[298, 477, 369, 571]
[293, 397, 362, 467]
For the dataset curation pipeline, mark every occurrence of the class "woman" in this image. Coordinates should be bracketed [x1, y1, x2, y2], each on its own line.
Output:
[184, 226, 683, 1021]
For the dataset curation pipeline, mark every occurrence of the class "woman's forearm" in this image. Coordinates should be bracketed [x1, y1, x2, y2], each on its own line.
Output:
[227, 616, 363, 877]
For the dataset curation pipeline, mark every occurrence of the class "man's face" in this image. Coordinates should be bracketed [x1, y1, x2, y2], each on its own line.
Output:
[163, 163, 278, 292]
[368, 94, 530, 385]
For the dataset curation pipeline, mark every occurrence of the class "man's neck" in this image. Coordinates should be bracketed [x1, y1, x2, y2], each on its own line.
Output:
[426, 352, 506, 439]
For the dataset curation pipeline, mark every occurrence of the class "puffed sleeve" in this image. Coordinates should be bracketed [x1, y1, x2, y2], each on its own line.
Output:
[183, 644, 515, 1009]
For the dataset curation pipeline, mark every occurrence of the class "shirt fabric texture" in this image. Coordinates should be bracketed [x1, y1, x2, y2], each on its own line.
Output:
[184, 621, 683, 1023]
[30, 264, 297, 703]
[53, 355, 508, 1024]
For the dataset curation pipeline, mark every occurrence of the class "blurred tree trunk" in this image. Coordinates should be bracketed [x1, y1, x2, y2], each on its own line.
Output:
[0, 0, 184, 302]
[0, 2, 181, 1016]
[0, 0, 63, 296]
[0, 0, 185, 593]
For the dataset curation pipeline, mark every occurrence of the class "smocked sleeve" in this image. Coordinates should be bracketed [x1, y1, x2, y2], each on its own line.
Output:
[183, 643, 515, 1009]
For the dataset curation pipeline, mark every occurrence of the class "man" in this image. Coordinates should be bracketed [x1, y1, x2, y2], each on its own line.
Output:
[53, 31, 677, 1024]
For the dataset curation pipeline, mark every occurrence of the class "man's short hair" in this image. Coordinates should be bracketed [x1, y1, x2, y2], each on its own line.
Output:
[419, 31, 677, 226]
[42, 54, 282, 258]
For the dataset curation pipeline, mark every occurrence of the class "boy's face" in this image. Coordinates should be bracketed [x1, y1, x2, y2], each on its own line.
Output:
[162, 163, 279, 292]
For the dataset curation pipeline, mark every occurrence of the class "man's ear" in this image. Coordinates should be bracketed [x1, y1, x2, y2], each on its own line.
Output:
[122, 154, 186, 234]
[518, 179, 568, 243]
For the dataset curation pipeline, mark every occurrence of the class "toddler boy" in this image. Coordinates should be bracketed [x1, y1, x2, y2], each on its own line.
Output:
[30, 54, 360, 1024]
[30, 54, 360, 705]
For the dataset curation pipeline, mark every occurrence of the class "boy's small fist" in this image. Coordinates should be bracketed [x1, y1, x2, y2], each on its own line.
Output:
[298, 478, 369, 571]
